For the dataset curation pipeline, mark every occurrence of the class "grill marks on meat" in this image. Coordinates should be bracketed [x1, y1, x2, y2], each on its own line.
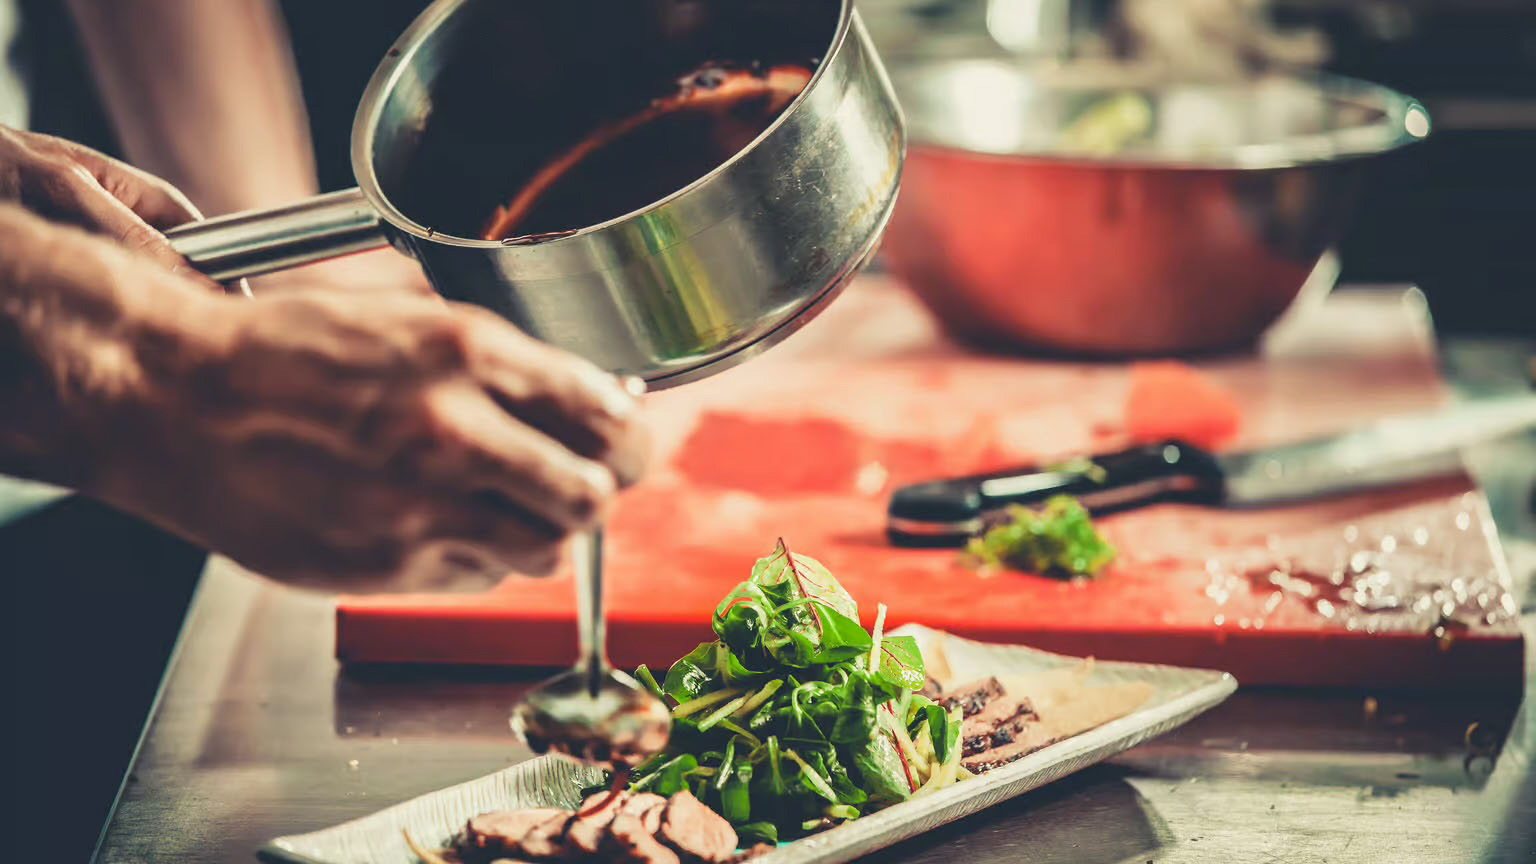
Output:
[935, 672, 1154, 774]
[930, 677, 1058, 771]
[960, 695, 1038, 757]
[960, 725, 1068, 772]
[450, 790, 737, 864]
[936, 677, 1005, 718]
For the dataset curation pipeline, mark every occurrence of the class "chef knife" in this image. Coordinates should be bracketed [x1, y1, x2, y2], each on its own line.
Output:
[887, 395, 1536, 547]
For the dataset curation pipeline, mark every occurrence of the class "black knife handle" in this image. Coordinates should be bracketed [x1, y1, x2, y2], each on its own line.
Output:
[886, 441, 1225, 547]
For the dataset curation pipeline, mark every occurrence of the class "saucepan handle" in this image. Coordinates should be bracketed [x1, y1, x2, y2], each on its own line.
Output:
[164, 187, 391, 283]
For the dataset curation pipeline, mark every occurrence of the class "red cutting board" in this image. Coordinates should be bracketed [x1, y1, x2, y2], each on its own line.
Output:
[336, 277, 1523, 690]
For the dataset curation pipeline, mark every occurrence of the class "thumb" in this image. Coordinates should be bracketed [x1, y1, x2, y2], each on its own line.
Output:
[57, 139, 204, 229]
[45, 162, 223, 293]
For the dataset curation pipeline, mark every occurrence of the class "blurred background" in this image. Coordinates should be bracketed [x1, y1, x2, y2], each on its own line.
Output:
[14, 0, 1536, 335]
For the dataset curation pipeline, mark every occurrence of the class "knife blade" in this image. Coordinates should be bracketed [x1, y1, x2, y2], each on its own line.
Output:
[886, 395, 1536, 547]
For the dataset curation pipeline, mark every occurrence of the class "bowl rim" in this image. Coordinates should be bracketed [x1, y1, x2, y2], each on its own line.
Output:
[892, 60, 1430, 171]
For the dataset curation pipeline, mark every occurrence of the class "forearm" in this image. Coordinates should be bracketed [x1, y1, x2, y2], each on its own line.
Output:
[66, 0, 319, 215]
[0, 204, 223, 490]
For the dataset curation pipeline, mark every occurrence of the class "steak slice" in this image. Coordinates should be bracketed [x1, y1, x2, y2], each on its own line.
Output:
[609, 812, 682, 864]
[637, 799, 667, 836]
[961, 679, 1156, 773]
[960, 716, 1064, 772]
[514, 811, 573, 859]
[565, 792, 627, 857]
[621, 792, 668, 816]
[935, 677, 1004, 718]
[960, 696, 1038, 756]
[961, 736, 1053, 772]
[621, 793, 669, 836]
[658, 790, 738, 863]
[464, 808, 569, 855]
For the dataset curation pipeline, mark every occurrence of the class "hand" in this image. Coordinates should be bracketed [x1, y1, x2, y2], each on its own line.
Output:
[0, 124, 212, 281]
[0, 205, 650, 593]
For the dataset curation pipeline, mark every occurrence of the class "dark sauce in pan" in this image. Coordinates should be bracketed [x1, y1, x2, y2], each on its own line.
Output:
[482, 60, 815, 241]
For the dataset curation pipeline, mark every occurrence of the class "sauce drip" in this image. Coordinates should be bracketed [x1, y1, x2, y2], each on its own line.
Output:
[576, 767, 632, 817]
[483, 60, 813, 240]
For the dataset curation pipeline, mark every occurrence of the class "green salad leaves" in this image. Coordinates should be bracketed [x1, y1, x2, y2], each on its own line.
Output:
[613, 540, 966, 842]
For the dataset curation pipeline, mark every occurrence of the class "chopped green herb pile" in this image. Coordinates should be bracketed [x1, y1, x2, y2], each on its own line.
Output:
[600, 539, 964, 843]
[964, 495, 1116, 578]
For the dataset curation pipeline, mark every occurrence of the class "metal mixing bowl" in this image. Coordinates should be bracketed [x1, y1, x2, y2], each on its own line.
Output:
[880, 60, 1429, 356]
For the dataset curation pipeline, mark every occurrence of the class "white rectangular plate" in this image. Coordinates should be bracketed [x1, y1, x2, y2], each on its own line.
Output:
[263, 625, 1237, 864]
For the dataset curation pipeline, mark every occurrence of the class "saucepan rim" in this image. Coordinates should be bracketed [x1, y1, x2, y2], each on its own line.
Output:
[346, 0, 855, 248]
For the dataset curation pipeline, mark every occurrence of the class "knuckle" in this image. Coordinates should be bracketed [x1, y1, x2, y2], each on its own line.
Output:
[387, 388, 466, 477]
[388, 503, 435, 545]
[416, 386, 468, 444]
[416, 313, 473, 371]
[34, 151, 73, 174]
[564, 461, 616, 524]
[51, 159, 95, 193]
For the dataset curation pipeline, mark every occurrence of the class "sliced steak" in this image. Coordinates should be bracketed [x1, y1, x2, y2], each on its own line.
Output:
[620, 793, 669, 836]
[514, 811, 573, 859]
[636, 798, 667, 835]
[620, 792, 668, 816]
[579, 790, 629, 814]
[960, 696, 1037, 756]
[935, 677, 1004, 718]
[464, 808, 569, 855]
[960, 719, 1064, 773]
[658, 790, 738, 863]
[609, 812, 682, 864]
[565, 794, 625, 857]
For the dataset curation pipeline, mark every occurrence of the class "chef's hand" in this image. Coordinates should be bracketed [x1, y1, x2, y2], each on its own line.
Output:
[0, 204, 648, 593]
[0, 124, 212, 280]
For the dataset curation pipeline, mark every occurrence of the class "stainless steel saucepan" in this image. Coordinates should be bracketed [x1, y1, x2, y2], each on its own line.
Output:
[165, 0, 905, 388]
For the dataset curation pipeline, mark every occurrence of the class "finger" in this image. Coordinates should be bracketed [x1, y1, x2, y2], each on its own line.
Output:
[397, 541, 536, 592]
[459, 307, 649, 486]
[29, 158, 221, 290]
[427, 496, 568, 578]
[53, 138, 204, 227]
[420, 384, 619, 532]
